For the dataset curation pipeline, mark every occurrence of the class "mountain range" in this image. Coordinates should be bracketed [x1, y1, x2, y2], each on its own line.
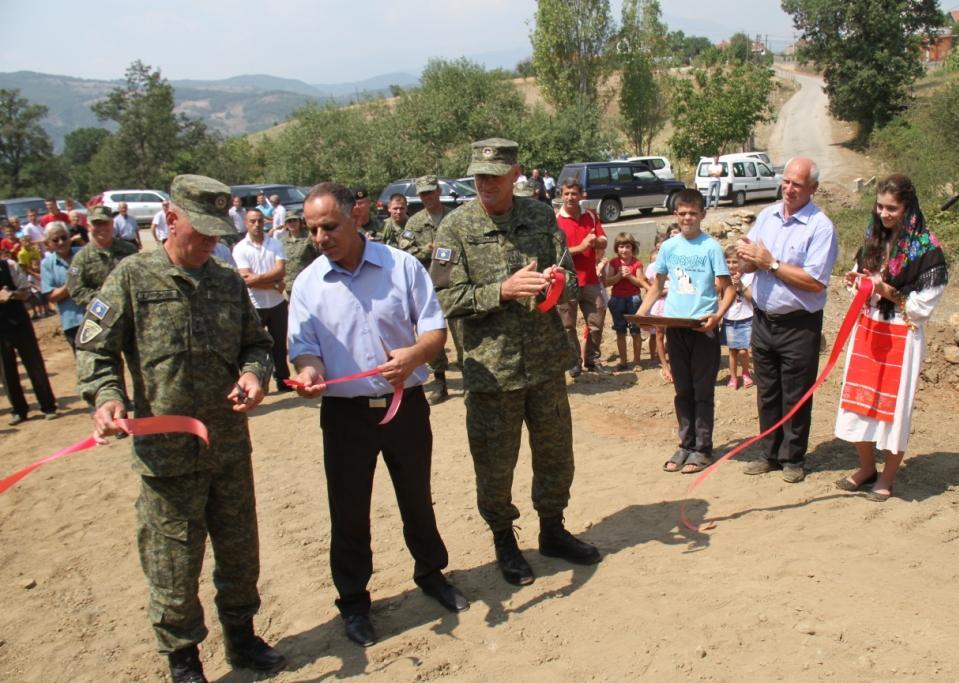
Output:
[0, 70, 421, 150]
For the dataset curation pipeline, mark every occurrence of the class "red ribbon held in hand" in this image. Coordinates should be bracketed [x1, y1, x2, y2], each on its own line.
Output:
[680, 278, 874, 533]
[0, 415, 208, 495]
[537, 270, 566, 312]
[284, 370, 403, 425]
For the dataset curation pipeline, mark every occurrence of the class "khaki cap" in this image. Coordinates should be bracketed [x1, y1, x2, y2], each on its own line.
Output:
[467, 138, 519, 176]
[88, 205, 113, 223]
[415, 175, 439, 193]
[169, 174, 235, 237]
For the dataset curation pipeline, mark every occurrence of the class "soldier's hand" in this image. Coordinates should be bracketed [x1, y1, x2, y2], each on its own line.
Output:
[92, 400, 127, 444]
[230, 372, 264, 412]
[293, 366, 327, 398]
[500, 261, 547, 301]
[377, 346, 417, 386]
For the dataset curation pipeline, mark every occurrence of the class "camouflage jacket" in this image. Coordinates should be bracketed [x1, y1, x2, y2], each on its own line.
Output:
[380, 217, 406, 247]
[430, 197, 577, 393]
[280, 233, 320, 293]
[67, 238, 138, 309]
[397, 206, 451, 266]
[75, 248, 273, 477]
[360, 214, 385, 241]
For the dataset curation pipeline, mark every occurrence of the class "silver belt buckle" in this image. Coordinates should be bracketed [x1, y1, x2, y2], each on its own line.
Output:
[369, 397, 388, 408]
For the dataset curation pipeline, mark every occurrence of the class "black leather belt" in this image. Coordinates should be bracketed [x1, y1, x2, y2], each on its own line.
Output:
[755, 307, 815, 322]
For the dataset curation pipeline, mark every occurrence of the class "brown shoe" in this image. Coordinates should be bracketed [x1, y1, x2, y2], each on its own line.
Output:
[782, 464, 806, 483]
[743, 459, 781, 475]
[427, 382, 448, 405]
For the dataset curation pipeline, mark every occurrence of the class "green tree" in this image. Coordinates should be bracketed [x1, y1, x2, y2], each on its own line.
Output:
[530, 0, 616, 108]
[668, 63, 774, 163]
[60, 127, 111, 198]
[0, 89, 54, 195]
[781, 0, 943, 139]
[667, 31, 713, 66]
[517, 101, 619, 173]
[618, 0, 670, 154]
[726, 32, 752, 63]
[515, 57, 536, 78]
[91, 60, 184, 188]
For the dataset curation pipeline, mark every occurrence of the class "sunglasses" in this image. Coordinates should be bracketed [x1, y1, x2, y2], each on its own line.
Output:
[50, 235, 70, 243]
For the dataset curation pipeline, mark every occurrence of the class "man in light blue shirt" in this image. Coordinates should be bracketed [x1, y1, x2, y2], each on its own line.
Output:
[287, 181, 467, 648]
[737, 157, 839, 482]
[39, 222, 85, 352]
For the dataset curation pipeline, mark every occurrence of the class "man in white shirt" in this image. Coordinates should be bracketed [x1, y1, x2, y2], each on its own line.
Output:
[269, 195, 286, 234]
[228, 196, 246, 233]
[21, 209, 45, 245]
[113, 202, 141, 250]
[233, 208, 291, 391]
[151, 200, 171, 244]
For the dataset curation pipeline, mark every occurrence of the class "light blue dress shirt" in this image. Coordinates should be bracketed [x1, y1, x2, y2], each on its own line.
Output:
[287, 239, 446, 397]
[40, 248, 85, 331]
[747, 200, 838, 314]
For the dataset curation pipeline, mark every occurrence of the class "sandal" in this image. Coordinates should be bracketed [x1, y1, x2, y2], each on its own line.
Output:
[742, 373, 754, 388]
[864, 485, 893, 502]
[663, 449, 688, 472]
[834, 471, 878, 492]
[727, 377, 739, 390]
[681, 452, 713, 474]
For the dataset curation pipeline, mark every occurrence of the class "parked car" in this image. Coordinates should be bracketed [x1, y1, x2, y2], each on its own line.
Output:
[625, 155, 675, 180]
[57, 199, 87, 219]
[555, 161, 686, 223]
[0, 196, 46, 222]
[376, 177, 476, 218]
[455, 177, 476, 192]
[230, 184, 306, 216]
[694, 153, 782, 207]
[89, 189, 171, 226]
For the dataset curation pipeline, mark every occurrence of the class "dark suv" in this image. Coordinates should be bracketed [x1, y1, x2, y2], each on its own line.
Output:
[230, 184, 306, 214]
[0, 197, 46, 222]
[376, 177, 476, 218]
[556, 161, 686, 222]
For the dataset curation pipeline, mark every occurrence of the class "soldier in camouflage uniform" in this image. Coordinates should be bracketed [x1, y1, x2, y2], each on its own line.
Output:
[353, 187, 385, 240]
[279, 212, 320, 294]
[431, 139, 601, 587]
[398, 175, 460, 404]
[379, 192, 409, 247]
[75, 175, 284, 683]
[66, 205, 138, 309]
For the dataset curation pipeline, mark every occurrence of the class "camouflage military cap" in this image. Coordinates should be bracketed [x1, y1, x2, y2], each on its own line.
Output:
[88, 205, 114, 223]
[353, 187, 370, 201]
[285, 211, 302, 223]
[169, 174, 235, 237]
[513, 180, 534, 197]
[415, 175, 439, 193]
[467, 137, 519, 176]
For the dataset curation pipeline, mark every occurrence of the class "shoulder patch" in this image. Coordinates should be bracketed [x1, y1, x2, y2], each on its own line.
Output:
[69, 266, 79, 275]
[77, 319, 103, 345]
[433, 247, 452, 263]
[401, 230, 415, 240]
[89, 298, 110, 320]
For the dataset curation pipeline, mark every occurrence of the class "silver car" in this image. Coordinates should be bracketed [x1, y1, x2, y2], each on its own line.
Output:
[99, 189, 170, 225]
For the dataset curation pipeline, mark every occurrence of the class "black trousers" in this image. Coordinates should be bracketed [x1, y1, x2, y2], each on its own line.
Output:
[0, 322, 57, 418]
[320, 386, 448, 617]
[751, 308, 824, 465]
[255, 301, 290, 384]
[666, 327, 721, 456]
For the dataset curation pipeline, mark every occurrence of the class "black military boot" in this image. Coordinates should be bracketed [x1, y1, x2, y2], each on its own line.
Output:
[167, 644, 207, 683]
[427, 372, 449, 405]
[222, 620, 285, 672]
[538, 516, 601, 565]
[492, 527, 535, 586]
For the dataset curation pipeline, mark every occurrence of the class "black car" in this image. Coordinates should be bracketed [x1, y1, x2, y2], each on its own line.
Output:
[376, 177, 476, 219]
[555, 161, 686, 222]
[230, 184, 306, 215]
[0, 196, 47, 222]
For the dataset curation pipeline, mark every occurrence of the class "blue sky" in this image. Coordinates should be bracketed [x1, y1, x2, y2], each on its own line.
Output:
[1, 0, 954, 84]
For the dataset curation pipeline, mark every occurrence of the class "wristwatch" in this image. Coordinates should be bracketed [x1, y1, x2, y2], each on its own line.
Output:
[769, 259, 781, 273]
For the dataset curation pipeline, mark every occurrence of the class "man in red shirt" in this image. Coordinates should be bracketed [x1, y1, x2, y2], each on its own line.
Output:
[555, 177, 610, 377]
[39, 197, 69, 227]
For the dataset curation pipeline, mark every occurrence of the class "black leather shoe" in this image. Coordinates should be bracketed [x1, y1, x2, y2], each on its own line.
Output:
[168, 645, 208, 683]
[223, 620, 285, 671]
[344, 614, 376, 647]
[493, 528, 535, 586]
[419, 574, 470, 612]
[538, 517, 601, 565]
[427, 379, 449, 405]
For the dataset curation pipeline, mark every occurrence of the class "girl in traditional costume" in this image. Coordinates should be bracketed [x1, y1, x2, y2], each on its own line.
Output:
[834, 175, 949, 501]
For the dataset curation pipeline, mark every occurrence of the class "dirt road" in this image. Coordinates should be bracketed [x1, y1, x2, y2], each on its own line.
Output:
[767, 65, 872, 189]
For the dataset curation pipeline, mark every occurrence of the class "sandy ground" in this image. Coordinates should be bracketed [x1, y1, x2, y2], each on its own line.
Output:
[1, 272, 958, 682]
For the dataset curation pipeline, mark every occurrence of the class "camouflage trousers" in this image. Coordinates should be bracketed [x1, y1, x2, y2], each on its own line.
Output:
[427, 318, 464, 374]
[557, 283, 607, 368]
[136, 456, 261, 654]
[464, 374, 574, 531]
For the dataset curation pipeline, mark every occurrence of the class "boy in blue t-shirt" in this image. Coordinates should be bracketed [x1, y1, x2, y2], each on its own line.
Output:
[637, 189, 735, 473]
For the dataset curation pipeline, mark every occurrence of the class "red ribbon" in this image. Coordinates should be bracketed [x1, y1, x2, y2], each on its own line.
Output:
[0, 415, 209, 495]
[680, 278, 874, 532]
[537, 270, 566, 312]
[284, 371, 403, 425]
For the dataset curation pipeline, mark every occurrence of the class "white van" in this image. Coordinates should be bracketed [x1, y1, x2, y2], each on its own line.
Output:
[695, 153, 781, 206]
